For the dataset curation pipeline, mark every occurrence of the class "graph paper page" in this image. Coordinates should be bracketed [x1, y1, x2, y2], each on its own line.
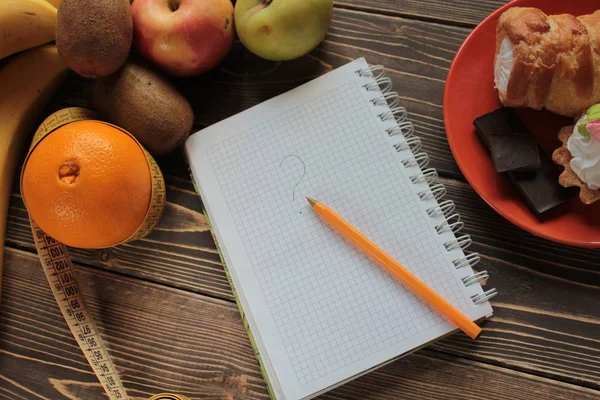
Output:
[185, 58, 493, 400]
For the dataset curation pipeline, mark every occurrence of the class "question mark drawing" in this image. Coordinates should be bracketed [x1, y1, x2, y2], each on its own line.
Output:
[279, 155, 306, 202]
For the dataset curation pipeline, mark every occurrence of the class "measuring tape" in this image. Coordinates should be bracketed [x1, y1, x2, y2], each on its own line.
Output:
[31, 220, 129, 399]
[21, 108, 184, 399]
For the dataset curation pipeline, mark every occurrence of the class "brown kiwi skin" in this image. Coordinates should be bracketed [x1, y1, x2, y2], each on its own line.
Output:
[93, 58, 195, 157]
[56, 0, 132, 78]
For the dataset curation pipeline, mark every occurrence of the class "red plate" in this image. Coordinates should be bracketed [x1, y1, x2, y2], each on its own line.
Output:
[444, 0, 600, 248]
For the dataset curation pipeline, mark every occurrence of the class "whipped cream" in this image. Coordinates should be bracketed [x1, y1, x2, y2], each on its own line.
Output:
[567, 116, 600, 190]
[494, 37, 514, 96]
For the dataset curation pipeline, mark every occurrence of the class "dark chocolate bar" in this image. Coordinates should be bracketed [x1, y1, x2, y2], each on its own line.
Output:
[474, 108, 540, 172]
[508, 147, 574, 216]
[488, 134, 540, 173]
[474, 107, 574, 215]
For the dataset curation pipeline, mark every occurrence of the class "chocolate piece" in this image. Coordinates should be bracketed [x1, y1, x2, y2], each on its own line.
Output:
[474, 108, 541, 172]
[508, 147, 575, 216]
[488, 134, 540, 172]
[474, 107, 574, 215]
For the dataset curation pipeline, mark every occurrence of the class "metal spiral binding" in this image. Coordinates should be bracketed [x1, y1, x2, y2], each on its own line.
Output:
[436, 214, 464, 235]
[356, 65, 386, 79]
[462, 271, 489, 286]
[444, 235, 472, 251]
[410, 168, 437, 184]
[472, 289, 498, 305]
[402, 152, 429, 169]
[454, 253, 480, 269]
[364, 77, 393, 93]
[379, 106, 407, 122]
[427, 199, 455, 218]
[387, 121, 415, 138]
[372, 92, 401, 109]
[358, 64, 496, 306]
[394, 137, 421, 153]
[418, 183, 446, 201]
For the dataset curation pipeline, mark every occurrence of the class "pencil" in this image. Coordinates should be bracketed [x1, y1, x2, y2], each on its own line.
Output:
[306, 196, 482, 340]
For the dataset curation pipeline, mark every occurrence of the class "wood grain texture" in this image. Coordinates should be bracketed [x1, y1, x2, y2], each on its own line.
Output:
[8, 158, 600, 293]
[335, 0, 509, 26]
[0, 248, 266, 400]
[3, 3, 599, 397]
[1, 248, 599, 400]
[6, 154, 600, 389]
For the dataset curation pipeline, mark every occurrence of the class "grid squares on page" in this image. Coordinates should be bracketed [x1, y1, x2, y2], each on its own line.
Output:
[207, 82, 470, 385]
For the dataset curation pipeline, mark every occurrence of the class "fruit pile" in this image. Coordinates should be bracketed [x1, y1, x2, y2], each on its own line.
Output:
[0, 0, 334, 254]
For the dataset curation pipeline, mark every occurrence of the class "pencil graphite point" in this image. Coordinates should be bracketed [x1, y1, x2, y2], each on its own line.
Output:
[306, 197, 318, 206]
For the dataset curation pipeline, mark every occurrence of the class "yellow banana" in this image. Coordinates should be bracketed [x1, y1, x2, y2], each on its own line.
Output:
[0, 0, 58, 61]
[0, 44, 69, 304]
[45, 0, 62, 7]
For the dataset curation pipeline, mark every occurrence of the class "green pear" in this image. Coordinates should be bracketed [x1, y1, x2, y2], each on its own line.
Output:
[234, 0, 334, 61]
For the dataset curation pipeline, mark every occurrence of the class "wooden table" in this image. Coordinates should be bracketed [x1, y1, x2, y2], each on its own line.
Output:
[1, 1, 599, 399]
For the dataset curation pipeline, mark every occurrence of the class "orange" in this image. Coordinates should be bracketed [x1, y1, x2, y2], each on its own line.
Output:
[21, 120, 152, 249]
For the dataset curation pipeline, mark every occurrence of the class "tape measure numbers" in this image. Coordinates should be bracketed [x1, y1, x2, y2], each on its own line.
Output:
[32, 221, 129, 399]
[23, 108, 169, 400]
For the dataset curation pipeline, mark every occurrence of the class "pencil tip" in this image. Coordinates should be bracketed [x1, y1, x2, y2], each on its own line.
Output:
[306, 197, 317, 206]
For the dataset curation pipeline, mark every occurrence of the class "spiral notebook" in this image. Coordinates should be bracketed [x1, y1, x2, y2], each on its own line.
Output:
[183, 58, 496, 400]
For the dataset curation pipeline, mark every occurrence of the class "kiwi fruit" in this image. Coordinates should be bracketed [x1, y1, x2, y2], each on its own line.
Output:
[56, 0, 132, 78]
[93, 59, 195, 156]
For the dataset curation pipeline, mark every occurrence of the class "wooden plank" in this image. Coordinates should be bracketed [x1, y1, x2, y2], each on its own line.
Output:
[441, 178, 600, 275]
[334, 0, 508, 27]
[1, 248, 599, 400]
[320, 352, 600, 400]
[6, 171, 600, 388]
[4, 5, 599, 391]
[0, 248, 266, 400]
[8, 162, 600, 294]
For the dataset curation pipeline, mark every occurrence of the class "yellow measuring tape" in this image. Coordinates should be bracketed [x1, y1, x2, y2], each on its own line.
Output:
[30, 221, 129, 399]
[21, 108, 183, 399]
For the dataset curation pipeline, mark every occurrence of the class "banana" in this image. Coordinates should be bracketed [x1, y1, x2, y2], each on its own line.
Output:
[45, 0, 62, 7]
[0, 0, 58, 61]
[0, 44, 69, 304]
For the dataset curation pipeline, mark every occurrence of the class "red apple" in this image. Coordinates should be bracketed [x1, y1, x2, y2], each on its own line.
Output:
[132, 0, 234, 76]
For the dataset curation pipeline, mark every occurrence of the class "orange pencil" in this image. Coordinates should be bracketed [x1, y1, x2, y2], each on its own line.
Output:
[306, 197, 482, 340]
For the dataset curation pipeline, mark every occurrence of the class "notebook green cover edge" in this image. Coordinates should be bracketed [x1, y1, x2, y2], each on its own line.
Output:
[186, 162, 279, 400]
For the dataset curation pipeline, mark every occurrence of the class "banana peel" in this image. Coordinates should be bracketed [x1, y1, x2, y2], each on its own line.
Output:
[0, 0, 58, 61]
[0, 44, 69, 305]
